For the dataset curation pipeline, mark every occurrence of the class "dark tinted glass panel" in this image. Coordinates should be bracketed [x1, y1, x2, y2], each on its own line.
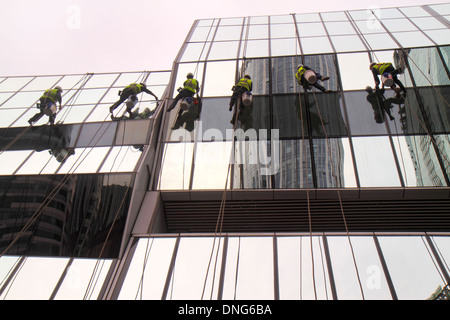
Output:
[344, 90, 392, 136]
[0, 124, 80, 152]
[0, 173, 132, 258]
[76, 122, 118, 147]
[307, 91, 348, 138]
[273, 94, 308, 139]
[416, 86, 450, 134]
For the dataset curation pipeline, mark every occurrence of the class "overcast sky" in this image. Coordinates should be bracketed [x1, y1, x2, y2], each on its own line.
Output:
[1, 0, 448, 76]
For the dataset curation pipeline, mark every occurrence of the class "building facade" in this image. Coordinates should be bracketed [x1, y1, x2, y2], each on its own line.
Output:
[0, 3, 450, 300]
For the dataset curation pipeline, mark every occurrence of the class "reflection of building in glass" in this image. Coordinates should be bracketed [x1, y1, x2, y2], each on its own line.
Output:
[0, 174, 131, 258]
[396, 48, 450, 186]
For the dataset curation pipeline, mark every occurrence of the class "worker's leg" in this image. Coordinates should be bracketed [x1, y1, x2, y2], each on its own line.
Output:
[229, 87, 245, 111]
[167, 90, 192, 111]
[110, 88, 134, 113]
[312, 82, 327, 92]
[28, 110, 45, 125]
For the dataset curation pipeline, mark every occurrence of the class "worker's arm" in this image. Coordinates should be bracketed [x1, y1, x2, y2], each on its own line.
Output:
[57, 93, 62, 109]
[372, 69, 380, 86]
[144, 88, 158, 100]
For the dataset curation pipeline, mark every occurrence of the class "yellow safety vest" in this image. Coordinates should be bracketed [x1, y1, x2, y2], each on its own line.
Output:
[184, 79, 198, 93]
[295, 66, 306, 83]
[41, 89, 59, 103]
[372, 63, 392, 75]
[126, 83, 144, 94]
[237, 78, 252, 91]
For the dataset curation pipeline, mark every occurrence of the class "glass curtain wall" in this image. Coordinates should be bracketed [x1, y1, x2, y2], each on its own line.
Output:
[157, 5, 450, 191]
[2, 233, 448, 300]
[0, 71, 171, 258]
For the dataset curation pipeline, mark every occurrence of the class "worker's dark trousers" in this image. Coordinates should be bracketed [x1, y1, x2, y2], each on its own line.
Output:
[229, 86, 247, 109]
[110, 87, 137, 112]
[169, 89, 194, 110]
[29, 98, 56, 124]
[301, 72, 327, 92]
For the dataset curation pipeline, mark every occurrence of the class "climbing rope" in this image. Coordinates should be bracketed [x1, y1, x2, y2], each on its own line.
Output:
[311, 89, 365, 299]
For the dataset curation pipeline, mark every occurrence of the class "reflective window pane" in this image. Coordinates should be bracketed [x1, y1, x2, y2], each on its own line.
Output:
[423, 29, 450, 45]
[99, 146, 143, 173]
[277, 236, 332, 300]
[274, 139, 313, 189]
[203, 61, 237, 97]
[380, 18, 418, 32]
[363, 33, 399, 50]
[352, 136, 401, 187]
[0, 77, 34, 91]
[410, 17, 446, 30]
[324, 21, 356, 35]
[392, 135, 447, 187]
[165, 237, 223, 300]
[271, 38, 299, 57]
[180, 42, 211, 62]
[330, 35, 366, 52]
[0, 257, 69, 300]
[298, 22, 327, 37]
[192, 141, 232, 189]
[0, 150, 32, 174]
[158, 143, 194, 190]
[314, 138, 357, 188]
[328, 236, 392, 299]
[222, 237, 274, 300]
[0, 91, 39, 108]
[378, 236, 447, 299]
[337, 52, 372, 91]
[391, 31, 435, 47]
[54, 259, 112, 300]
[22, 76, 63, 91]
[118, 238, 177, 299]
[83, 73, 118, 88]
[300, 37, 334, 54]
[57, 147, 110, 174]
[214, 25, 242, 41]
[270, 23, 296, 38]
[242, 40, 269, 58]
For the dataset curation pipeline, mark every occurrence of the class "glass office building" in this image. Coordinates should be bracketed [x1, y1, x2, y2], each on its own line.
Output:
[0, 3, 450, 300]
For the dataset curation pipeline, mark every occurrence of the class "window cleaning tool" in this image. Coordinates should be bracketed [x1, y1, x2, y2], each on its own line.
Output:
[381, 73, 394, 87]
[180, 96, 195, 111]
[242, 91, 252, 106]
[304, 70, 317, 84]
[43, 102, 57, 116]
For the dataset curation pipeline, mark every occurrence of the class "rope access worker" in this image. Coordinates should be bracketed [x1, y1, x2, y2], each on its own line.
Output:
[109, 83, 158, 116]
[370, 62, 406, 96]
[28, 86, 63, 125]
[167, 73, 200, 112]
[295, 64, 331, 93]
[229, 75, 252, 111]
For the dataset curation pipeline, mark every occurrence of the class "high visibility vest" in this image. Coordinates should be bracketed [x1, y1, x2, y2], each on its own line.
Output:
[126, 83, 144, 94]
[41, 89, 59, 103]
[295, 66, 307, 83]
[184, 79, 198, 93]
[237, 78, 252, 91]
[372, 63, 392, 75]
